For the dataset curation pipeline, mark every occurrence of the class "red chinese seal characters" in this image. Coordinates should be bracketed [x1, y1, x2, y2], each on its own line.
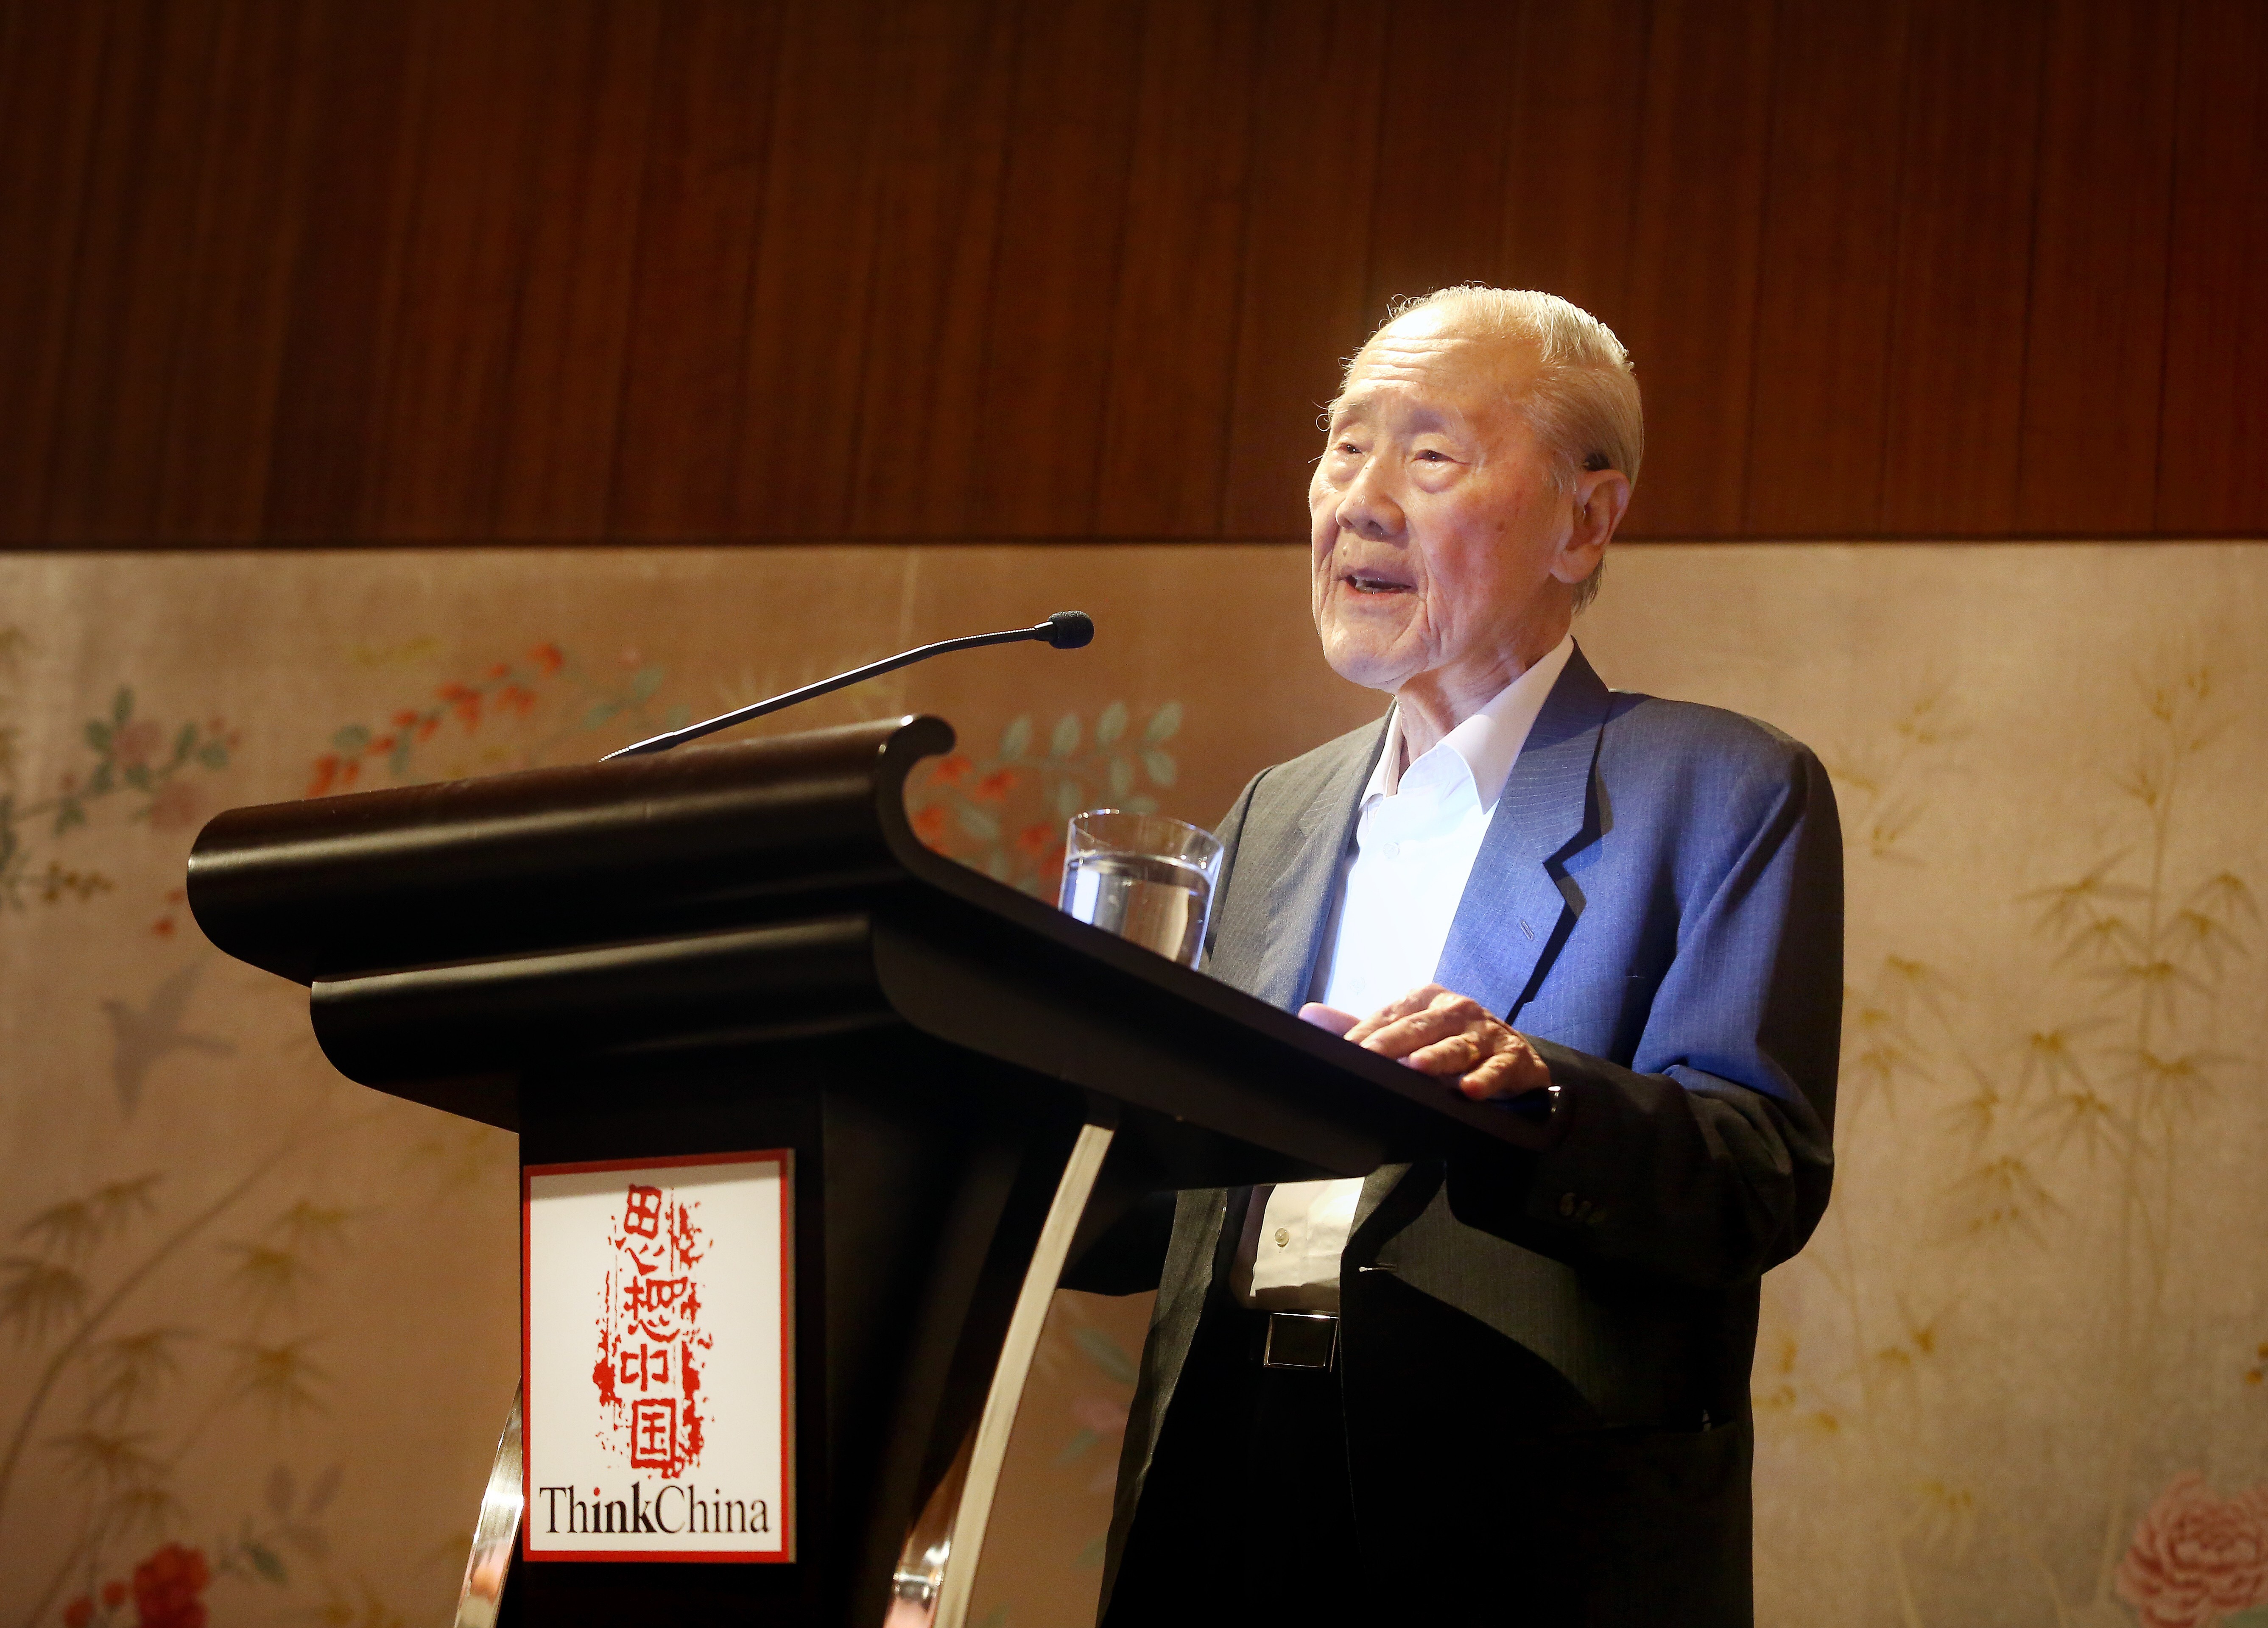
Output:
[590, 1182, 714, 1480]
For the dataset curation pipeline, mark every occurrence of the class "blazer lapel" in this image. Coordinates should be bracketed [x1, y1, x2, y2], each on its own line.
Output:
[1247, 719, 1388, 1011]
[1433, 644, 1614, 1023]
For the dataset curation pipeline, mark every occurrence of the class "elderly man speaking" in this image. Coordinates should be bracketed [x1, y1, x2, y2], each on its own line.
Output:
[1076, 287, 1842, 1625]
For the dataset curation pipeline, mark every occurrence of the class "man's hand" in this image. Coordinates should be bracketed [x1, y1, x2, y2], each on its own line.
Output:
[1298, 984, 1552, 1102]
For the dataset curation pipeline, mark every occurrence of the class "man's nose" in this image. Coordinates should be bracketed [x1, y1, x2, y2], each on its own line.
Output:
[1335, 463, 1404, 540]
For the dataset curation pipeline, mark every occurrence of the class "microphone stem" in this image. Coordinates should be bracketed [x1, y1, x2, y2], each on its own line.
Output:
[603, 624, 1043, 760]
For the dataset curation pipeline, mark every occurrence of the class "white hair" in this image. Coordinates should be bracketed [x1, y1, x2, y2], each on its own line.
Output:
[1343, 285, 1643, 611]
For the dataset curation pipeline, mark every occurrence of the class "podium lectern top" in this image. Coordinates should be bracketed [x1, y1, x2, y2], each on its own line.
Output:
[190, 714, 1552, 1182]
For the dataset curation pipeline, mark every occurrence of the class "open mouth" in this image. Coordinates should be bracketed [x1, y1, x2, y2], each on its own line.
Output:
[1342, 571, 1412, 595]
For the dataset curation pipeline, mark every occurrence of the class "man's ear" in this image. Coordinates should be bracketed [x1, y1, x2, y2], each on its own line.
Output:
[1551, 468, 1631, 585]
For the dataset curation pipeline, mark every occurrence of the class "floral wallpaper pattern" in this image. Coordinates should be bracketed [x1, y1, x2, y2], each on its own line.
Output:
[906, 702, 1184, 900]
[1775, 661, 2267, 1628]
[1577, 546, 2268, 1628]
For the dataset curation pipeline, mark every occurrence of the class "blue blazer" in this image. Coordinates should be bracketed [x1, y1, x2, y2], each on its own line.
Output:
[1095, 644, 1842, 1625]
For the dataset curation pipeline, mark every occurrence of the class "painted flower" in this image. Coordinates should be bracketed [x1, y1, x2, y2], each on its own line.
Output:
[913, 805, 949, 848]
[100, 1582, 126, 1609]
[131, 1542, 209, 1628]
[2116, 1471, 2268, 1628]
[1070, 1393, 1129, 1436]
[146, 779, 204, 832]
[109, 719, 165, 769]
[973, 769, 1016, 803]
[61, 1598, 92, 1628]
[438, 682, 482, 732]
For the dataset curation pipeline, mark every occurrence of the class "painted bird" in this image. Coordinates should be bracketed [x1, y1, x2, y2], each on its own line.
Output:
[101, 962, 234, 1112]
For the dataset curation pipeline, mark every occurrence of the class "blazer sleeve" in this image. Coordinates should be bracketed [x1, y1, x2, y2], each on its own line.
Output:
[1453, 743, 1842, 1289]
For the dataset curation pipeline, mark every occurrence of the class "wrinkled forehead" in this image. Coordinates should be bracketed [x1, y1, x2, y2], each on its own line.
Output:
[1329, 316, 1542, 432]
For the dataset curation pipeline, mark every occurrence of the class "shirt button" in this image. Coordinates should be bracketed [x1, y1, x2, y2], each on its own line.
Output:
[1274, 1227, 1290, 1248]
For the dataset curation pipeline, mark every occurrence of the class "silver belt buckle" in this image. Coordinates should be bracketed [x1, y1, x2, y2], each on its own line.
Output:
[1262, 1311, 1340, 1371]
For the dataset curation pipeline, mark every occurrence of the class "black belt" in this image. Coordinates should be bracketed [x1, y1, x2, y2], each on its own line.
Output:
[1257, 1310, 1340, 1371]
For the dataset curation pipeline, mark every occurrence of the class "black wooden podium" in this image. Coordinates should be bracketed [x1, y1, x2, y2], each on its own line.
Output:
[187, 716, 1549, 1626]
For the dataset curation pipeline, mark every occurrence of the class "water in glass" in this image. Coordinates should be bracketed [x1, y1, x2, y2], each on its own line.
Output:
[1059, 850, 1212, 966]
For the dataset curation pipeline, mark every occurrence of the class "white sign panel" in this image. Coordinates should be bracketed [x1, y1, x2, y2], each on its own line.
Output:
[522, 1151, 793, 1561]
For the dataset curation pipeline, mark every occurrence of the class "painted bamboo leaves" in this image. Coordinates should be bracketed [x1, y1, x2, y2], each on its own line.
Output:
[1784, 659, 2258, 1627]
[0, 1158, 397, 1624]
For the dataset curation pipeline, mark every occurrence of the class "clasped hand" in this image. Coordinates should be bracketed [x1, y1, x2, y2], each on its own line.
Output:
[1298, 984, 1552, 1101]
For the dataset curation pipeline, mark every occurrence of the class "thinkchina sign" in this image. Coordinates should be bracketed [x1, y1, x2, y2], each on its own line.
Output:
[522, 1151, 793, 1561]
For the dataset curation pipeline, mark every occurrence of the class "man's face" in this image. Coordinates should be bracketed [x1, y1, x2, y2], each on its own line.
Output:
[1308, 312, 1570, 696]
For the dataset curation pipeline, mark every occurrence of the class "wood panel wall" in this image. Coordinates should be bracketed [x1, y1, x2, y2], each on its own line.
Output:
[2, 0, 2262, 546]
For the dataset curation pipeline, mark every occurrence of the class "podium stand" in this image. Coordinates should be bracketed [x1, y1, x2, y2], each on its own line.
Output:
[187, 716, 1550, 1625]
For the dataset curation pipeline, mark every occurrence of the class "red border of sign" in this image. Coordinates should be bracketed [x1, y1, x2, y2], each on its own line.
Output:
[520, 1148, 796, 1564]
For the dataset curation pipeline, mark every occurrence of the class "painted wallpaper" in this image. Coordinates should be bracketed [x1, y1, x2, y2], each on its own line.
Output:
[0, 544, 2261, 1628]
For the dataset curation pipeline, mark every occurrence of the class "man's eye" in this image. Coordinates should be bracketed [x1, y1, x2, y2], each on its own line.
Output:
[1415, 449, 1448, 462]
[1335, 442, 1362, 457]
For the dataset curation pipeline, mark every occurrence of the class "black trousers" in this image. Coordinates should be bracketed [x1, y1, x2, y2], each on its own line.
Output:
[1104, 1307, 1366, 1628]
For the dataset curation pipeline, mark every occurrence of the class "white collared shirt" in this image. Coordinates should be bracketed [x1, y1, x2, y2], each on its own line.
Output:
[1234, 634, 1576, 1313]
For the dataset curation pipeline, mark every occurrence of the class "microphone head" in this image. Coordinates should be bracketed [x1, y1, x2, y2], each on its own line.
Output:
[1043, 610, 1095, 649]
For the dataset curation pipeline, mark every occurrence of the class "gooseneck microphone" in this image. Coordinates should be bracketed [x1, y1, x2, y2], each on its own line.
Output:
[602, 610, 1095, 760]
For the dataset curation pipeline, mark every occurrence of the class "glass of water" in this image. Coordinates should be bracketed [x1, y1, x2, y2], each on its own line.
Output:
[1057, 809, 1224, 969]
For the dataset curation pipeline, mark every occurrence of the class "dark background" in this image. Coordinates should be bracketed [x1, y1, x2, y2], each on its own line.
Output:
[2, 0, 2262, 546]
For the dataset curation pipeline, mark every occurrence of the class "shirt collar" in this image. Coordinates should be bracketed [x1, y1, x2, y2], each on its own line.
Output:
[1365, 633, 1578, 814]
